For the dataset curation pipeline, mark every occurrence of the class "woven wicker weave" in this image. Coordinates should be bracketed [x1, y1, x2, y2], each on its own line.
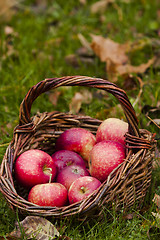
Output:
[0, 76, 156, 219]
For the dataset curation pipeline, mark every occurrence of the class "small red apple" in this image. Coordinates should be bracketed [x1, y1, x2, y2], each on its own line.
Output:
[56, 164, 90, 190]
[51, 150, 86, 173]
[68, 176, 101, 204]
[14, 149, 57, 188]
[28, 183, 68, 207]
[96, 118, 128, 146]
[89, 140, 126, 182]
[55, 128, 96, 162]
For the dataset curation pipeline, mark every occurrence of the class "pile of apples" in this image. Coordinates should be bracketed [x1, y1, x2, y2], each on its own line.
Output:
[14, 118, 128, 207]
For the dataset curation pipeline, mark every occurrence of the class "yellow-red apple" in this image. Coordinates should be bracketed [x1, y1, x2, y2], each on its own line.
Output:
[55, 128, 96, 162]
[96, 118, 128, 146]
[68, 176, 101, 204]
[28, 183, 68, 207]
[89, 140, 126, 182]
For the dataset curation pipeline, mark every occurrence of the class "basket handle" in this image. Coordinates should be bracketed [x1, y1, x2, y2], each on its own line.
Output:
[19, 76, 140, 137]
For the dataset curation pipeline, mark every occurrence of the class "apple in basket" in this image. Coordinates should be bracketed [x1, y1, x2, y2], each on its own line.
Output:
[89, 140, 126, 182]
[56, 164, 90, 190]
[51, 150, 86, 173]
[96, 118, 128, 146]
[14, 149, 57, 188]
[55, 128, 96, 163]
[28, 182, 68, 207]
[68, 176, 101, 204]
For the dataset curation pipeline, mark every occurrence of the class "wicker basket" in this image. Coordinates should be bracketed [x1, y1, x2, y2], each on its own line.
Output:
[0, 76, 156, 219]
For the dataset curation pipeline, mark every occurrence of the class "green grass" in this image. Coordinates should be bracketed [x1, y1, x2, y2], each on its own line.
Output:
[0, 0, 160, 238]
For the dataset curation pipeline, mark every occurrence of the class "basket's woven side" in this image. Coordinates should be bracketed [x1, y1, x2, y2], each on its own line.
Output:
[0, 129, 154, 218]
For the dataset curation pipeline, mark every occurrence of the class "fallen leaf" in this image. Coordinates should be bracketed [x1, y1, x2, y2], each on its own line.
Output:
[69, 90, 93, 114]
[4, 25, 14, 35]
[0, 0, 19, 21]
[69, 92, 84, 114]
[65, 53, 94, 68]
[153, 194, 160, 209]
[48, 91, 61, 106]
[91, 0, 115, 14]
[65, 54, 80, 68]
[7, 216, 60, 239]
[122, 75, 138, 91]
[90, 35, 155, 81]
[91, 0, 130, 14]
[152, 212, 160, 223]
[79, 0, 86, 5]
[123, 213, 134, 220]
[91, 35, 129, 64]
[78, 33, 93, 53]
[76, 47, 94, 57]
[116, 58, 155, 76]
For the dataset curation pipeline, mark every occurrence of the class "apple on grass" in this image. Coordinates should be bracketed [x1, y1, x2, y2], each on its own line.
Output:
[28, 183, 68, 207]
[14, 149, 57, 189]
[56, 164, 90, 190]
[51, 150, 86, 173]
[55, 128, 96, 163]
[68, 176, 101, 204]
[89, 140, 126, 182]
[96, 118, 128, 146]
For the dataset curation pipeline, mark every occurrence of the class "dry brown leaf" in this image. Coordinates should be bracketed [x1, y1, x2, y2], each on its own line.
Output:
[69, 90, 92, 114]
[7, 216, 60, 239]
[35, 0, 47, 8]
[91, 35, 129, 64]
[4, 26, 14, 35]
[79, 0, 86, 5]
[91, 0, 115, 14]
[90, 35, 155, 81]
[78, 33, 93, 53]
[69, 92, 84, 114]
[153, 194, 160, 209]
[116, 58, 155, 76]
[0, 0, 19, 21]
[123, 213, 134, 220]
[65, 54, 80, 68]
[151, 212, 160, 223]
[91, 0, 130, 14]
[48, 91, 61, 106]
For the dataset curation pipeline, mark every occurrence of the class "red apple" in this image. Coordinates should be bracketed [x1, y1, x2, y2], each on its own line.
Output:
[89, 140, 126, 182]
[55, 128, 96, 162]
[28, 183, 68, 207]
[56, 164, 90, 190]
[51, 150, 86, 173]
[14, 149, 57, 188]
[68, 176, 101, 204]
[96, 118, 128, 146]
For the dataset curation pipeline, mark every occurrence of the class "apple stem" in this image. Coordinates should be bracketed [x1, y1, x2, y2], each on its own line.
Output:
[43, 167, 53, 183]
[80, 186, 85, 193]
[49, 173, 52, 183]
